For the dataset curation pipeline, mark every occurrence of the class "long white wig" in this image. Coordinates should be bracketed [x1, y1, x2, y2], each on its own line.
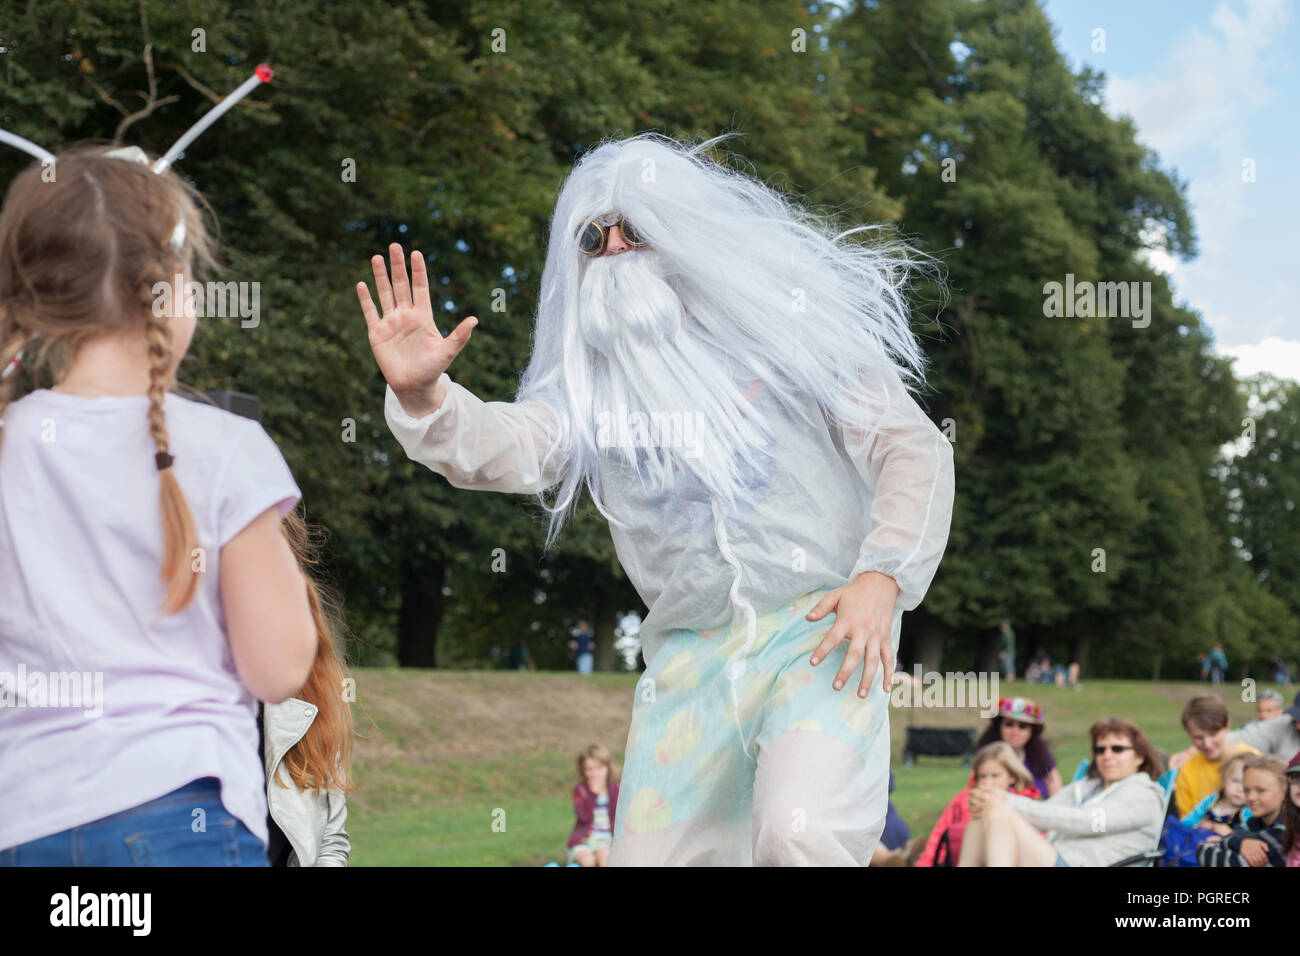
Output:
[518, 132, 940, 546]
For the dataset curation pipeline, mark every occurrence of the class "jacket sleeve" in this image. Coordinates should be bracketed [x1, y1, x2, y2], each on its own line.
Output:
[1218, 824, 1285, 866]
[313, 790, 351, 867]
[838, 370, 956, 612]
[384, 373, 566, 495]
[1005, 781, 1162, 838]
[568, 785, 593, 847]
[573, 786, 592, 823]
[1226, 717, 1284, 756]
[1198, 833, 1248, 867]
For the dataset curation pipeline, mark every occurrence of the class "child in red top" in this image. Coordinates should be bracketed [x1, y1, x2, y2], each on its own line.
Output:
[566, 744, 620, 867]
[915, 741, 1040, 867]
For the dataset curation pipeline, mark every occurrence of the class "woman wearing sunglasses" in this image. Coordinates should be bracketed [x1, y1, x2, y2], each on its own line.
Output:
[958, 716, 1166, 866]
[975, 697, 1063, 798]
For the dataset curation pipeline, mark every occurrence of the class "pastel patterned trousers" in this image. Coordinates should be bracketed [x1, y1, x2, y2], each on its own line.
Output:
[607, 587, 896, 866]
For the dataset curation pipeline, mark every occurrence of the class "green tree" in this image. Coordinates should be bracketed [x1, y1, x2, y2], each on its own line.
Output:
[1228, 376, 1300, 668]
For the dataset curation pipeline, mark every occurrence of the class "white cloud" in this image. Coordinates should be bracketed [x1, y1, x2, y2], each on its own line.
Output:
[1106, 0, 1287, 267]
[1218, 336, 1300, 384]
[1137, 222, 1178, 275]
[1104, 0, 1286, 157]
[1098, 0, 1294, 347]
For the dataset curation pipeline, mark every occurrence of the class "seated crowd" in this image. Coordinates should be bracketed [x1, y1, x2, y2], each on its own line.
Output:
[561, 690, 1300, 867]
[872, 690, 1300, 868]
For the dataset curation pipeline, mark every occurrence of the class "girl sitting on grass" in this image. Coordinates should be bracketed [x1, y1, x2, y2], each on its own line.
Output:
[566, 745, 619, 867]
[915, 741, 1041, 867]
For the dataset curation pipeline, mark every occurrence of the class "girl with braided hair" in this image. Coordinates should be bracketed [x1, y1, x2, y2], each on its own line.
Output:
[0, 143, 315, 865]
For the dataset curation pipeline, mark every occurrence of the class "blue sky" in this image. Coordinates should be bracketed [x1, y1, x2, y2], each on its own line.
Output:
[1041, 0, 1299, 383]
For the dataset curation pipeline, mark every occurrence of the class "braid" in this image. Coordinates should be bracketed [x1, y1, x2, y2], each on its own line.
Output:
[145, 307, 199, 613]
[144, 308, 173, 453]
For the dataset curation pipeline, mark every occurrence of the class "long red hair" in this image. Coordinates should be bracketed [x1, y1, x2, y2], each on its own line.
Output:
[275, 507, 357, 795]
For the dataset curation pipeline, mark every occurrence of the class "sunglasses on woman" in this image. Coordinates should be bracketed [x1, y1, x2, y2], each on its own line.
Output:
[1002, 719, 1034, 731]
[1093, 744, 1133, 755]
[578, 215, 647, 257]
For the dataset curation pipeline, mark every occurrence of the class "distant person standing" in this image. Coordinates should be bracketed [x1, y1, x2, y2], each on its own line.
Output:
[569, 619, 595, 675]
[1208, 643, 1229, 686]
[998, 620, 1016, 681]
[508, 636, 535, 672]
[1272, 655, 1293, 689]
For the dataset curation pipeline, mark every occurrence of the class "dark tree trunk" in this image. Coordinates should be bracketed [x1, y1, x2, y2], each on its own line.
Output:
[594, 590, 618, 672]
[976, 629, 1000, 676]
[397, 558, 445, 668]
[1069, 634, 1090, 676]
[912, 617, 945, 674]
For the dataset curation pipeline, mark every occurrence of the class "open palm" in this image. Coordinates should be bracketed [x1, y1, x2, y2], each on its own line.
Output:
[357, 242, 477, 416]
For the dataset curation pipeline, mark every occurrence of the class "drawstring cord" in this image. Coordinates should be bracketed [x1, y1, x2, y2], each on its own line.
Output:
[712, 496, 759, 759]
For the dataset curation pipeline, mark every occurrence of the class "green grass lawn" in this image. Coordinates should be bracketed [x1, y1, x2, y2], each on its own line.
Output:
[342, 669, 1281, 865]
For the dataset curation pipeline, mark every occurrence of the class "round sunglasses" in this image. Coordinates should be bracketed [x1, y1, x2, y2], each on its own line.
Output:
[578, 215, 647, 257]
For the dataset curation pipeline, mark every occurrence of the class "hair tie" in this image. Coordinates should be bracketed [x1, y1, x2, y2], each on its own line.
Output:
[155, 451, 175, 470]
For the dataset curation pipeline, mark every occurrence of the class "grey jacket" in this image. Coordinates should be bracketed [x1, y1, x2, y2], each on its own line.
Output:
[1004, 771, 1166, 867]
[262, 698, 351, 867]
[1228, 715, 1300, 761]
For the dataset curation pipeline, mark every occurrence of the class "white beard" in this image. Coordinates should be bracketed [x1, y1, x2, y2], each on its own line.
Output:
[575, 250, 773, 500]
[517, 134, 932, 546]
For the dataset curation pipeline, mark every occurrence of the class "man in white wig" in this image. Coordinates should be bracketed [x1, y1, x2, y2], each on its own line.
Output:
[357, 134, 955, 866]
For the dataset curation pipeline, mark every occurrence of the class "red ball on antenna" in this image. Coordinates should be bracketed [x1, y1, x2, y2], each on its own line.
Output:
[255, 63, 274, 83]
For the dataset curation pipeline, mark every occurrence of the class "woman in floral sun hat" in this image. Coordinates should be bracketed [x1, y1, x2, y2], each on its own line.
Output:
[975, 697, 1062, 798]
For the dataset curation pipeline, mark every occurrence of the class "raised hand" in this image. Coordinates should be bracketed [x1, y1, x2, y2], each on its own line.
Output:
[357, 242, 477, 418]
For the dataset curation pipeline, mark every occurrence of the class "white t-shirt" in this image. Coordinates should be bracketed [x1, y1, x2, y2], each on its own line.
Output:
[0, 388, 301, 849]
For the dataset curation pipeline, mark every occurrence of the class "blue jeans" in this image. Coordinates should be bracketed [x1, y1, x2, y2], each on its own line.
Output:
[577, 652, 594, 674]
[1055, 852, 1069, 867]
[0, 777, 267, 867]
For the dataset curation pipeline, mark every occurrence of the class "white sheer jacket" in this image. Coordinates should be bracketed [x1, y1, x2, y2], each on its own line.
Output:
[383, 370, 955, 670]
